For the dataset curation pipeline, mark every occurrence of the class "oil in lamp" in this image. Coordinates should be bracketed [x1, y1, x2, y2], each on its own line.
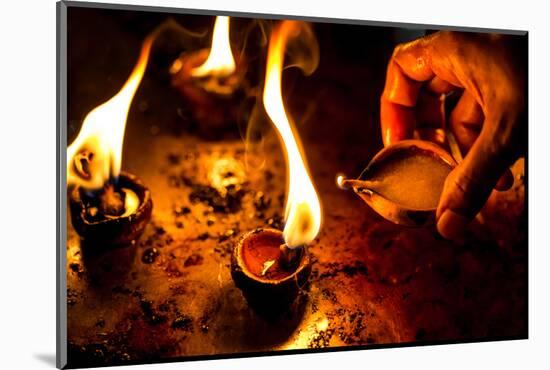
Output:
[337, 139, 457, 226]
[170, 16, 246, 135]
[67, 34, 155, 248]
[231, 21, 321, 315]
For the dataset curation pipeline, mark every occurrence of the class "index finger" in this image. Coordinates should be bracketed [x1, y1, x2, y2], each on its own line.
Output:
[380, 37, 437, 146]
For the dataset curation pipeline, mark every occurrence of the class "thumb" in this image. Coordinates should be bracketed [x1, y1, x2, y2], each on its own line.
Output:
[436, 129, 512, 239]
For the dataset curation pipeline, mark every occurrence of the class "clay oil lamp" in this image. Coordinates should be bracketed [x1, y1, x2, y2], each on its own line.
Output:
[67, 35, 155, 249]
[338, 139, 457, 226]
[231, 20, 322, 315]
[231, 228, 312, 314]
[169, 16, 246, 135]
[69, 172, 152, 247]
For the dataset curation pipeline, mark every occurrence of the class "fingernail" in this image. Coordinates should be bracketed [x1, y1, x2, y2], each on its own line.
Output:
[437, 209, 469, 240]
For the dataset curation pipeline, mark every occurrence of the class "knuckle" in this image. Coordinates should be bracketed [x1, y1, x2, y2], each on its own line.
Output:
[452, 170, 477, 199]
[391, 42, 408, 60]
[445, 168, 489, 216]
[482, 112, 524, 161]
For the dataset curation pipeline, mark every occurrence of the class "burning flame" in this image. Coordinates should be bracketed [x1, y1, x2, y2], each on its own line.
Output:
[67, 35, 154, 190]
[336, 175, 345, 188]
[191, 16, 235, 78]
[263, 21, 321, 248]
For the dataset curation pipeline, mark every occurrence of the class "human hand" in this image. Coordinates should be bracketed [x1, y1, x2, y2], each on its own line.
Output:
[380, 31, 526, 239]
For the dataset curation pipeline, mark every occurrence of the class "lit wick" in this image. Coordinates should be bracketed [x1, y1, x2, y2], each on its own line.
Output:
[72, 153, 139, 220]
[279, 244, 303, 270]
[336, 174, 379, 191]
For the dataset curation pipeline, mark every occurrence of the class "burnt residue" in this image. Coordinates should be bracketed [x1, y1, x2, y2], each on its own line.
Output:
[189, 183, 245, 213]
[184, 253, 204, 267]
[308, 306, 375, 347]
[173, 206, 191, 217]
[69, 262, 85, 279]
[111, 285, 138, 297]
[253, 191, 271, 212]
[139, 223, 174, 249]
[68, 342, 112, 368]
[140, 299, 168, 325]
[141, 247, 160, 264]
[168, 284, 188, 296]
[171, 314, 193, 331]
[265, 215, 284, 230]
[342, 262, 369, 277]
[67, 304, 180, 368]
[167, 153, 181, 166]
[309, 328, 335, 348]
[321, 288, 337, 303]
[69, 262, 82, 273]
[213, 241, 234, 258]
[167, 168, 247, 214]
[197, 232, 210, 241]
[198, 315, 210, 333]
[317, 261, 369, 280]
[337, 309, 370, 345]
[95, 318, 106, 328]
[67, 288, 80, 306]
[217, 227, 238, 242]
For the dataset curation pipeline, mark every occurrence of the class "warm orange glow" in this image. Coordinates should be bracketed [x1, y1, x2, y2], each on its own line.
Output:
[191, 16, 236, 78]
[336, 174, 345, 188]
[263, 21, 321, 248]
[67, 35, 154, 190]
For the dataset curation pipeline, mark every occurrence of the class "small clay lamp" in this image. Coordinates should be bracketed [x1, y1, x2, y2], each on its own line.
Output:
[231, 228, 311, 315]
[69, 171, 153, 248]
[170, 50, 246, 134]
[169, 16, 247, 137]
[338, 139, 457, 226]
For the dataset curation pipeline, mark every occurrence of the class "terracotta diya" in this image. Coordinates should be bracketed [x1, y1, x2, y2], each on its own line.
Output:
[169, 16, 247, 136]
[69, 171, 153, 248]
[339, 139, 457, 226]
[231, 228, 311, 314]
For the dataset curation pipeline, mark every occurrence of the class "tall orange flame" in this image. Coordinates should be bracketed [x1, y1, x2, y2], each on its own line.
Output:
[263, 21, 321, 248]
[191, 16, 236, 78]
[67, 35, 154, 190]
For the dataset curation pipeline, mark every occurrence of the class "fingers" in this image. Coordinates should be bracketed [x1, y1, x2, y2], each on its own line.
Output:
[449, 91, 514, 192]
[436, 128, 514, 239]
[413, 92, 446, 145]
[380, 100, 415, 146]
[416, 93, 445, 129]
[449, 91, 484, 153]
[380, 32, 525, 240]
[380, 39, 435, 146]
[427, 76, 456, 95]
[383, 60, 423, 107]
[380, 61, 420, 146]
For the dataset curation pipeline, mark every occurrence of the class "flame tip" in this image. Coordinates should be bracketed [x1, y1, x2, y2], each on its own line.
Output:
[191, 16, 236, 78]
[264, 20, 321, 247]
[67, 32, 154, 190]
